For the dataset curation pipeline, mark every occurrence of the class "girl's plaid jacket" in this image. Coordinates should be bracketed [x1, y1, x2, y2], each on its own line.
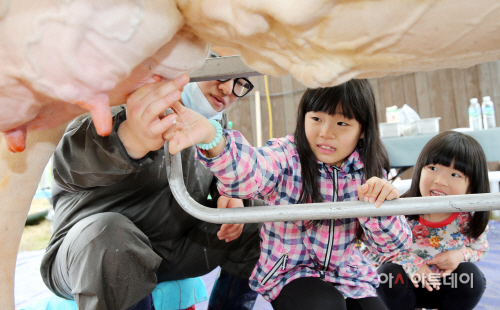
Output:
[197, 130, 412, 302]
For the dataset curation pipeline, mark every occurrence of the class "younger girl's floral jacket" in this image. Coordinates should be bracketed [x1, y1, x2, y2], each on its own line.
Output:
[363, 212, 489, 277]
[197, 130, 412, 302]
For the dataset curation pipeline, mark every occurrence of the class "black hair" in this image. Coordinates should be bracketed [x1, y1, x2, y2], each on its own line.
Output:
[404, 131, 490, 239]
[294, 79, 390, 239]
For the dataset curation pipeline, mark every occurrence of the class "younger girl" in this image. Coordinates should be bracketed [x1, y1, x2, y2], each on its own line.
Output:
[166, 79, 411, 310]
[367, 131, 489, 310]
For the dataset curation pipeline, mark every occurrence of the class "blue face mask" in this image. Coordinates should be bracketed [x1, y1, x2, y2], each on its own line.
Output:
[181, 82, 223, 120]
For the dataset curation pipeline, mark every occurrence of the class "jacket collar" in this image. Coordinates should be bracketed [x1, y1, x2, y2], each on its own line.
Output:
[318, 150, 364, 176]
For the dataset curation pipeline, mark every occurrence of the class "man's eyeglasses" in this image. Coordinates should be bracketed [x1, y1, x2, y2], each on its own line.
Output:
[217, 78, 254, 98]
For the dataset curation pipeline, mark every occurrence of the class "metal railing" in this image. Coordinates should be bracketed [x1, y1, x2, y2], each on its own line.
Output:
[165, 142, 500, 224]
[178, 56, 500, 223]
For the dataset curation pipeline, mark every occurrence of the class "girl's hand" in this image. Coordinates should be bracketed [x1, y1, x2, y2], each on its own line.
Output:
[358, 177, 399, 207]
[161, 90, 219, 155]
[216, 196, 244, 242]
[118, 75, 189, 159]
[427, 250, 465, 276]
[412, 264, 441, 291]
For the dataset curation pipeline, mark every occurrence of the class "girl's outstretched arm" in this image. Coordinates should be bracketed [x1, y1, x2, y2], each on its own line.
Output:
[197, 132, 291, 201]
[164, 85, 290, 200]
[163, 93, 225, 157]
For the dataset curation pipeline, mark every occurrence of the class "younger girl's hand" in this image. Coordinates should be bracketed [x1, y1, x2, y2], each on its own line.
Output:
[216, 196, 245, 242]
[427, 250, 465, 276]
[412, 264, 441, 291]
[358, 177, 399, 207]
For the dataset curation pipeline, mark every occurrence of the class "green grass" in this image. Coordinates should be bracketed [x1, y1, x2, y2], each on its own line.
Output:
[19, 219, 52, 252]
[19, 198, 53, 252]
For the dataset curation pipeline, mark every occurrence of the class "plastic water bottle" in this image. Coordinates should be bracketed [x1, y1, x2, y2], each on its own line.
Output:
[468, 98, 483, 130]
[481, 96, 496, 129]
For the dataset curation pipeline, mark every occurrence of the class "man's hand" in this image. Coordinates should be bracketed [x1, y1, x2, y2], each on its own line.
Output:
[358, 177, 399, 208]
[117, 74, 189, 159]
[216, 196, 244, 242]
[427, 250, 465, 277]
[412, 264, 441, 291]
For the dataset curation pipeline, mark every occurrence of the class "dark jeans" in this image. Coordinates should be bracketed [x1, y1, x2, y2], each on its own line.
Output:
[377, 262, 486, 310]
[271, 277, 388, 310]
[46, 212, 260, 310]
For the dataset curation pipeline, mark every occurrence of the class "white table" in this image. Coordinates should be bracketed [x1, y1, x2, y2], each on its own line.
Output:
[382, 128, 500, 168]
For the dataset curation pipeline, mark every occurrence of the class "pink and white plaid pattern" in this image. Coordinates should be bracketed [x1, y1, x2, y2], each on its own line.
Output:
[197, 130, 411, 302]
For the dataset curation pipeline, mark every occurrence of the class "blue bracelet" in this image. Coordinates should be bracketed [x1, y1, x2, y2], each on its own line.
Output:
[197, 119, 223, 150]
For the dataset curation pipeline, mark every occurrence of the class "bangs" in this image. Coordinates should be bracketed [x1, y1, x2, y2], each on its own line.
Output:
[422, 135, 473, 178]
[304, 87, 360, 121]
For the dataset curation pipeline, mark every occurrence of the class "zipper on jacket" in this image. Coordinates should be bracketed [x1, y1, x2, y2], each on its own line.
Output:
[262, 253, 288, 285]
[321, 167, 339, 276]
[323, 220, 334, 271]
[331, 166, 340, 203]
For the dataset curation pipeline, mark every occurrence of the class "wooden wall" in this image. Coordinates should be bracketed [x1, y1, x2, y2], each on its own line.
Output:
[225, 60, 500, 148]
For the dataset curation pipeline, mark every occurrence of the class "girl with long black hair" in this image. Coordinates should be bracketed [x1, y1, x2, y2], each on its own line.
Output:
[367, 131, 490, 310]
[166, 78, 412, 310]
